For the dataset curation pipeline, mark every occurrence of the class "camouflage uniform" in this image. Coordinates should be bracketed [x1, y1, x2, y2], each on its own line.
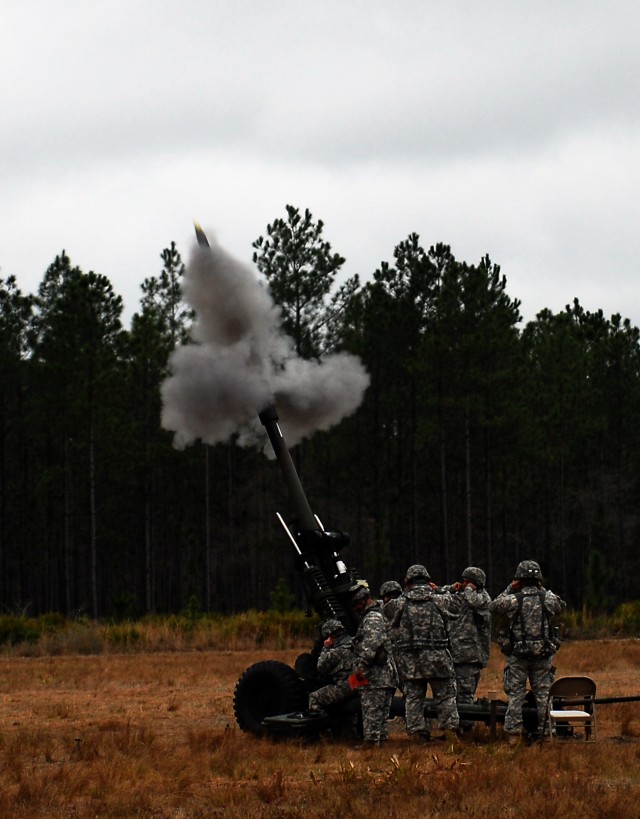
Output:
[392, 566, 459, 736]
[489, 561, 566, 736]
[441, 567, 491, 727]
[352, 599, 397, 742]
[379, 580, 403, 623]
[308, 621, 356, 713]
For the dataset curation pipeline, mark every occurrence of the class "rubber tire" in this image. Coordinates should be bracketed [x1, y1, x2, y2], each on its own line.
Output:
[233, 660, 306, 735]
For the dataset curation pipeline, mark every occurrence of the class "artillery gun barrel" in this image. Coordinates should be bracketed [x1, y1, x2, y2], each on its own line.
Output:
[578, 695, 640, 706]
[258, 404, 318, 532]
[258, 400, 358, 630]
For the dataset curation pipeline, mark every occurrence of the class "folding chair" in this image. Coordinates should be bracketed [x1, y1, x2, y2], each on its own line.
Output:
[545, 676, 597, 742]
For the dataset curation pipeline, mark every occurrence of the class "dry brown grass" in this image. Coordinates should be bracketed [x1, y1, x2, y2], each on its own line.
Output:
[0, 640, 638, 817]
[0, 610, 318, 657]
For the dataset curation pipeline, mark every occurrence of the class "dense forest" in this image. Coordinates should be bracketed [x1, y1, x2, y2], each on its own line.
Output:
[0, 206, 637, 618]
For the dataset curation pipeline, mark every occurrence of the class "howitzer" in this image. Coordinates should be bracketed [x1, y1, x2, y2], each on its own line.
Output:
[191, 226, 366, 734]
[233, 401, 367, 735]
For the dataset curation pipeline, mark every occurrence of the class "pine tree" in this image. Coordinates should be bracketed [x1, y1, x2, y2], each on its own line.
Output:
[30, 252, 125, 617]
[252, 205, 345, 358]
[127, 242, 198, 613]
[0, 275, 33, 608]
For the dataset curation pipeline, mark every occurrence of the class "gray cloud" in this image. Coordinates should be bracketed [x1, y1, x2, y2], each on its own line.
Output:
[2, 0, 639, 330]
[5, 1, 638, 171]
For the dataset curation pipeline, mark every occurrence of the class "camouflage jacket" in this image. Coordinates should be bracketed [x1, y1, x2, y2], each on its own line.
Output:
[353, 601, 398, 689]
[391, 585, 456, 679]
[316, 633, 356, 683]
[382, 596, 402, 624]
[441, 585, 492, 667]
[489, 585, 565, 659]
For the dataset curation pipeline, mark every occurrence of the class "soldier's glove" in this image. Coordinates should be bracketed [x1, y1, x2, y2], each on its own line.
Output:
[348, 671, 369, 689]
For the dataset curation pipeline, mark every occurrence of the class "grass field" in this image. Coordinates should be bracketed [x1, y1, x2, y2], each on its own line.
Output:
[0, 639, 639, 817]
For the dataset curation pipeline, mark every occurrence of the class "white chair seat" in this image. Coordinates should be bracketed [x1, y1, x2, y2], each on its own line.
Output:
[545, 676, 597, 742]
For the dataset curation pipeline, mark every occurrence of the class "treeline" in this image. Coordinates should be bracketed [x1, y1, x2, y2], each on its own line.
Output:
[0, 206, 638, 618]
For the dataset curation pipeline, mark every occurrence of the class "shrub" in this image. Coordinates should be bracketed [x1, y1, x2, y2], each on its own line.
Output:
[612, 600, 640, 635]
[0, 614, 41, 645]
[6, 603, 640, 655]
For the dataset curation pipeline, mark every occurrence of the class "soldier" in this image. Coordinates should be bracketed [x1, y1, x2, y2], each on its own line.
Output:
[489, 560, 566, 744]
[391, 564, 460, 742]
[441, 566, 492, 732]
[348, 584, 398, 746]
[307, 619, 356, 715]
[379, 580, 403, 622]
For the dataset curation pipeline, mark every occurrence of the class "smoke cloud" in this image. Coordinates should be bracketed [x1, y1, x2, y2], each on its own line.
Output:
[160, 230, 370, 453]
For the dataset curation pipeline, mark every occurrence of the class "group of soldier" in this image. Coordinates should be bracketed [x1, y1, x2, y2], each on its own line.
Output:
[307, 560, 566, 747]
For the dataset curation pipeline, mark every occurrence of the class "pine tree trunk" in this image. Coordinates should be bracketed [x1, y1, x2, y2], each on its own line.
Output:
[205, 445, 211, 612]
[484, 428, 493, 583]
[465, 399, 472, 565]
[145, 483, 153, 613]
[64, 436, 72, 616]
[439, 431, 450, 579]
[89, 423, 98, 619]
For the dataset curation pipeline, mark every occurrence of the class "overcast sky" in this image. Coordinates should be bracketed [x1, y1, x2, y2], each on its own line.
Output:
[2, 0, 639, 327]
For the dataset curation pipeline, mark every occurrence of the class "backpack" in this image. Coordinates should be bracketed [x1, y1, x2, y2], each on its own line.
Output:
[503, 591, 560, 659]
[396, 597, 449, 652]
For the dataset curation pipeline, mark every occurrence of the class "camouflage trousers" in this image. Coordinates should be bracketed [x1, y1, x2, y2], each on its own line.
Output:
[503, 655, 556, 734]
[403, 677, 459, 734]
[455, 663, 482, 728]
[308, 680, 353, 712]
[359, 686, 395, 742]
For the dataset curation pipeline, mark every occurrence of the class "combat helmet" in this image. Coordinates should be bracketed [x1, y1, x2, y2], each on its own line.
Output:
[379, 580, 402, 599]
[348, 580, 371, 603]
[462, 566, 486, 587]
[405, 564, 431, 584]
[514, 560, 543, 580]
[321, 618, 344, 639]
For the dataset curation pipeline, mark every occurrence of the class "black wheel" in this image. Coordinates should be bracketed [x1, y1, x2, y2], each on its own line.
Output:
[233, 660, 306, 735]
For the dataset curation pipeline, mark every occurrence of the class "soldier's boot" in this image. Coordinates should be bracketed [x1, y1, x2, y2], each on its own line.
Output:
[431, 728, 461, 746]
[410, 731, 431, 744]
[505, 731, 524, 748]
[354, 739, 382, 749]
